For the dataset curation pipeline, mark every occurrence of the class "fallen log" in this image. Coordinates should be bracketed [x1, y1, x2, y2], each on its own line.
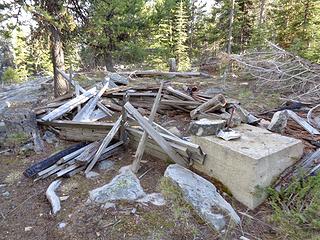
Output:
[118, 70, 211, 78]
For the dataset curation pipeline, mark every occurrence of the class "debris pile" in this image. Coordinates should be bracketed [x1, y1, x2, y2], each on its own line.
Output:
[231, 42, 320, 103]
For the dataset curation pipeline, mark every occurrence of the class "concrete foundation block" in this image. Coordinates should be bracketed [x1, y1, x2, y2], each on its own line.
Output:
[191, 124, 304, 209]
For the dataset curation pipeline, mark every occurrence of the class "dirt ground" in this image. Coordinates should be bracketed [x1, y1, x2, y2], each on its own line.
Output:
[0, 76, 286, 240]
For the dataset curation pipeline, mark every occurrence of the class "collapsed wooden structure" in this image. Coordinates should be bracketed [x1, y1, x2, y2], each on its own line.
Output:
[24, 69, 320, 193]
[25, 70, 214, 180]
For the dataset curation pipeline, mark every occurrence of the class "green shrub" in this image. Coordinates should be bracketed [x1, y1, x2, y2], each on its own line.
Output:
[268, 174, 320, 239]
[2, 67, 21, 84]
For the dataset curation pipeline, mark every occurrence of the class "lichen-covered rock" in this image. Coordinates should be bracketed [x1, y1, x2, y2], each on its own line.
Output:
[268, 110, 288, 134]
[164, 164, 240, 231]
[89, 166, 165, 206]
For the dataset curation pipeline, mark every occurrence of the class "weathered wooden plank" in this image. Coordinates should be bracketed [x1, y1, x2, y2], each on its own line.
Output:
[85, 116, 122, 173]
[88, 108, 108, 122]
[131, 82, 164, 173]
[56, 68, 114, 115]
[24, 142, 87, 177]
[41, 87, 97, 121]
[287, 110, 320, 135]
[37, 119, 114, 130]
[120, 92, 129, 146]
[75, 142, 100, 163]
[73, 80, 110, 122]
[124, 102, 188, 167]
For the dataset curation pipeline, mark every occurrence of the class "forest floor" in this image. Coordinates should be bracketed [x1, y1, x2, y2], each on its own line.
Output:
[0, 74, 291, 240]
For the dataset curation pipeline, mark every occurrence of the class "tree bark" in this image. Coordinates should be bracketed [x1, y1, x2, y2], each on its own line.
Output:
[105, 50, 115, 72]
[50, 26, 69, 97]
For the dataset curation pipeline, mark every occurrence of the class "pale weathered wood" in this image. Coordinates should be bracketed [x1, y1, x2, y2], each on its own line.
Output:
[88, 108, 108, 122]
[166, 86, 195, 101]
[56, 68, 114, 115]
[287, 110, 320, 135]
[131, 82, 164, 173]
[85, 116, 122, 173]
[46, 179, 62, 215]
[120, 92, 129, 146]
[73, 80, 110, 122]
[37, 119, 114, 130]
[75, 141, 100, 163]
[128, 127, 205, 164]
[124, 102, 188, 167]
[41, 87, 97, 121]
[190, 94, 227, 119]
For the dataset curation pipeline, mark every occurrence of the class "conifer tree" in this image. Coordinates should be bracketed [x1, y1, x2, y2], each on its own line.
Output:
[13, 29, 29, 81]
[175, 0, 190, 71]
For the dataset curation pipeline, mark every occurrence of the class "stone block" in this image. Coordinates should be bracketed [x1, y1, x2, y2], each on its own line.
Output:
[191, 124, 303, 209]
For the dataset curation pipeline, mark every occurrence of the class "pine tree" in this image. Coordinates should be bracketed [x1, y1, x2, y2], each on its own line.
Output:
[175, 0, 191, 71]
[13, 29, 29, 81]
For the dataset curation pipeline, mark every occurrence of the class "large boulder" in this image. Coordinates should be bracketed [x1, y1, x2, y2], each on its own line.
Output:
[164, 164, 240, 231]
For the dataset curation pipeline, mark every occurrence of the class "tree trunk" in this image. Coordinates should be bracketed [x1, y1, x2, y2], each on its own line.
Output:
[259, 0, 266, 26]
[50, 26, 69, 97]
[227, 0, 235, 54]
[105, 50, 115, 72]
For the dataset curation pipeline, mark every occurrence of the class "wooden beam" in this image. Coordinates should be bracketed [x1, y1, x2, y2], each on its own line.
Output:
[41, 87, 97, 121]
[124, 102, 188, 167]
[131, 81, 164, 173]
[37, 119, 114, 130]
[73, 80, 110, 122]
[85, 116, 122, 173]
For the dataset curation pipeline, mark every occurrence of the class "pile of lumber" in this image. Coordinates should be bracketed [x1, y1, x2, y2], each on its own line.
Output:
[26, 70, 215, 180]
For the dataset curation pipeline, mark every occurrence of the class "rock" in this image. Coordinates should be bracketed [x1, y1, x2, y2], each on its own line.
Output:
[137, 193, 166, 206]
[89, 166, 165, 206]
[164, 164, 240, 231]
[85, 171, 100, 179]
[43, 130, 58, 144]
[20, 142, 34, 153]
[2, 191, 10, 197]
[58, 222, 66, 229]
[188, 118, 226, 136]
[167, 126, 182, 138]
[24, 226, 32, 232]
[2, 108, 44, 152]
[89, 166, 146, 203]
[267, 111, 288, 134]
[101, 202, 116, 209]
[98, 160, 114, 171]
[109, 73, 129, 85]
